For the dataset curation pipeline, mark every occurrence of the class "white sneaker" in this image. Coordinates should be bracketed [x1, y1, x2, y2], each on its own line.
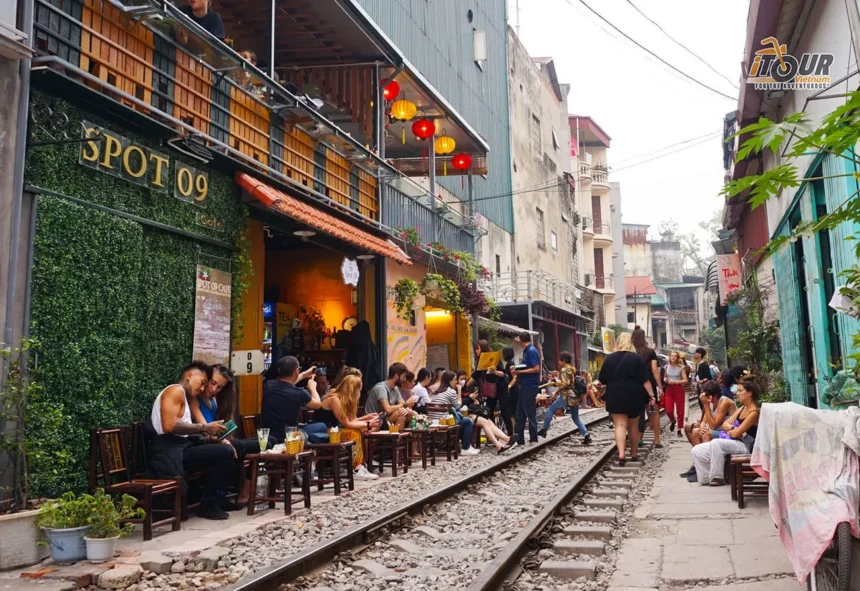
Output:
[460, 447, 480, 456]
[354, 465, 379, 480]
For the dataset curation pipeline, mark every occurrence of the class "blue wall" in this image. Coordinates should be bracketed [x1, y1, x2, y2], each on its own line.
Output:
[356, 0, 514, 232]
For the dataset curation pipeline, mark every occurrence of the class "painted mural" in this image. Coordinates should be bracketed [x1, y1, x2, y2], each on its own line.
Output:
[385, 259, 427, 372]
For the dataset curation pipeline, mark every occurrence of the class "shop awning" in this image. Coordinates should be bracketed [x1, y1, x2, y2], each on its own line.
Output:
[477, 316, 539, 337]
[236, 172, 412, 265]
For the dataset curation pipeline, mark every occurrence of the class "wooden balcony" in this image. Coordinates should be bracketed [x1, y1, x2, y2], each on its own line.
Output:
[32, 0, 379, 221]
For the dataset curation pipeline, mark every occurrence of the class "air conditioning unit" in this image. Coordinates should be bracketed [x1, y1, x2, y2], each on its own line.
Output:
[584, 274, 592, 287]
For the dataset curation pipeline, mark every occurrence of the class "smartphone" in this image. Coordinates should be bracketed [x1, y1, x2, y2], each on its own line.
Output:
[218, 420, 238, 440]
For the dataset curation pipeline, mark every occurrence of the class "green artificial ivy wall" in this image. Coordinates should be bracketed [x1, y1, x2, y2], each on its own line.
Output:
[25, 92, 250, 496]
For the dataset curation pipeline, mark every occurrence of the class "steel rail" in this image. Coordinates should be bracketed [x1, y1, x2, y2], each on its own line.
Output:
[224, 409, 611, 591]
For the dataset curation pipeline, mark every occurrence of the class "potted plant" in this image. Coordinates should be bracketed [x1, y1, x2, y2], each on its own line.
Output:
[0, 338, 67, 570]
[33, 492, 94, 564]
[84, 489, 144, 563]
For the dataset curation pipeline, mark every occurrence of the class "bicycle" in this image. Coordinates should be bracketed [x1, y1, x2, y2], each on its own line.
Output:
[808, 521, 852, 591]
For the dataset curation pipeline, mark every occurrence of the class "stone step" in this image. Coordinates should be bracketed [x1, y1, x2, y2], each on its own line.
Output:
[554, 539, 605, 556]
[600, 479, 632, 489]
[562, 524, 613, 540]
[607, 466, 639, 474]
[583, 498, 625, 510]
[538, 559, 596, 580]
[591, 488, 629, 499]
[574, 510, 616, 524]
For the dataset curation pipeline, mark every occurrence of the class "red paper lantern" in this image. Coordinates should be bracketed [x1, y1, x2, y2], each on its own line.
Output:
[451, 153, 473, 171]
[412, 119, 436, 141]
[382, 80, 401, 101]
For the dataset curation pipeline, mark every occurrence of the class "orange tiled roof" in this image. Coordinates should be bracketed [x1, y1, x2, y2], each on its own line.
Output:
[625, 276, 657, 296]
[235, 172, 411, 266]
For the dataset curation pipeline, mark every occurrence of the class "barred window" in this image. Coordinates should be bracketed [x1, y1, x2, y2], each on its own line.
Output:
[536, 207, 546, 249]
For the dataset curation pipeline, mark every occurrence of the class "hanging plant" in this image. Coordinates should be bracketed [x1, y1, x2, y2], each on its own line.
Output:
[393, 278, 420, 320]
[456, 279, 490, 316]
[421, 274, 462, 313]
[394, 226, 422, 248]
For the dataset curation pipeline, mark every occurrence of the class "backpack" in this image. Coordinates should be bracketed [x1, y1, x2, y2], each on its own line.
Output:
[574, 375, 587, 396]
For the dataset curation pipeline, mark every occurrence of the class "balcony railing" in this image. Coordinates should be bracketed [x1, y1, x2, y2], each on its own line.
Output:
[479, 270, 581, 316]
[381, 174, 478, 254]
[592, 169, 609, 186]
[581, 216, 593, 234]
[583, 271, 613, 290]
[32, 0, 395, 224]
[593, 222, 611, 236]
[579, 162, 592, 180]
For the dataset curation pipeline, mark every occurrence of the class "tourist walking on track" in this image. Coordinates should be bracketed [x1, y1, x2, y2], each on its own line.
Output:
[538, 352, 591, 444]
[632, 327, 663, 448]
[598, 333, 657, 464]
[663, 351, 688, 437]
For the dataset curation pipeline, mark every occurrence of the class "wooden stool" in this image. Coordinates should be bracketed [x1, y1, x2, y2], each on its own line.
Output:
[731, 454, 767, 508]
[404, 428, 436, 469]
[431, 425, 461, 461]
[307, 441, 355, 495]
[246, 451, 313, 515]
[365, 432, 411, 476]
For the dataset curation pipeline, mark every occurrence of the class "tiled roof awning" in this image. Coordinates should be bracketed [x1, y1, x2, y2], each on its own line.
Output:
[236, 173, 411, 266]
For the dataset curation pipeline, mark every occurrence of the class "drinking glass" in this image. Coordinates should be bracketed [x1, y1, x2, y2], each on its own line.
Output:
[257, 428, 270, 453]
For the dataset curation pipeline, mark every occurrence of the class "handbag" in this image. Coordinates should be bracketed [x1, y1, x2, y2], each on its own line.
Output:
[450, 405, 465, 424]
[480, 375, 497, 399]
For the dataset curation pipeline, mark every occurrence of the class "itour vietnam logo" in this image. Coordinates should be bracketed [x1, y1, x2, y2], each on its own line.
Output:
[747, 36, 833, 90]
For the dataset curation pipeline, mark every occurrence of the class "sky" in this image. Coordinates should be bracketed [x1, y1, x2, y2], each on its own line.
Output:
[514, 0, 749, 254]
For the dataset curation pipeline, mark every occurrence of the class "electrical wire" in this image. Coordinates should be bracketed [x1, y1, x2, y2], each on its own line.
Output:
[624, 0, 739, 90]
[567, 0, 737, 101]
[612, 130, 722, 167]
[611, 134, 719, 173]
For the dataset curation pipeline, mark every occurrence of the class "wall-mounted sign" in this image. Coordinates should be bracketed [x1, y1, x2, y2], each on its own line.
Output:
[192, 265, 232, 365]
[717, 253, 741, 305]
[195, 211, 225, 232]
[341, 257, 360, 286]
[80, 121, 169, 191]
[231, 350, 265, 376]
[601, 326, 616, 354]
[175, 161, 209, 203]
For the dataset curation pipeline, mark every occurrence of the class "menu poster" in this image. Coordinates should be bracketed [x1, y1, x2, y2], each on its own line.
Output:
[192, 265, 232, 365]
[476, 350, 503, 371]
[426, 344, 450, 371]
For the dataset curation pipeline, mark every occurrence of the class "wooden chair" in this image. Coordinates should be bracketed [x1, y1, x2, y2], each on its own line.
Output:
[89, 427, 182, 541]
[241, 414, 260, 439]
[365, 432, 411, 476]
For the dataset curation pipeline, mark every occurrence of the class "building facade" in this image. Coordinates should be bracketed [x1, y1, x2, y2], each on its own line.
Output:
[724, 0, 860, 408]
[570, 115, 616, 328]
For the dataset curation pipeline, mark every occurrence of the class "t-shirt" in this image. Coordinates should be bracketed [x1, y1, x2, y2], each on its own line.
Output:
[179, 6, 225, 40]
[641, 348, 659, 393]
[518, 344, 541, 388]
[696, 361, 712, 382]
[428, 388, 458, 420]
[598, 351, 649, 403]
[260, 380, 311, 443]
[412, 383, 431, 407]
[199, 397, 218, 423]
[365, 381, 401, 415]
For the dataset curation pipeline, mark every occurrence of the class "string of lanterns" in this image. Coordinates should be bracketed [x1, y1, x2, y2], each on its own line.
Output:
[382, 77, 472, 178]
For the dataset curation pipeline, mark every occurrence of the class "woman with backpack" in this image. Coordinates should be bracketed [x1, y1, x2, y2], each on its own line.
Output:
[537, 352, 592, 444]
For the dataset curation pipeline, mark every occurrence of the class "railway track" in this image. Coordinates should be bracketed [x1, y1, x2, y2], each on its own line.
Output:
[224, 408, 662, 591]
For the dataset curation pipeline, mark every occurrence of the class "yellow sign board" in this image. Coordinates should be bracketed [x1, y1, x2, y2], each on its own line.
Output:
[476, 350, 502, 371]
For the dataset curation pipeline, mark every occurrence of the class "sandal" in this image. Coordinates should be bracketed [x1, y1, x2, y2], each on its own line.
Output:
[617, 456, 626, 466]
[708, 478, 725, 487]
[629, 456, 640, 462]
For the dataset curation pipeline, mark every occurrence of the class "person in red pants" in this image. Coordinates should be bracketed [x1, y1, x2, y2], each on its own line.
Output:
[662, 351, 689, 437]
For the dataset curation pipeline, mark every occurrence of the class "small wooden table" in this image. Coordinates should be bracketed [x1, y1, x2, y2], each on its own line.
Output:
[430, 425, 461, 461]
[404, 428, 436, 469]
[307, 441, 355, 495]
[246, 451, 314, 516]
[365, 432, 411, 476]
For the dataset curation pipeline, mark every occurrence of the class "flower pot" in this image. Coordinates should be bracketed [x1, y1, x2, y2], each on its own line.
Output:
[84, 535, 119, 563]
[42, 525, 90, 564]
[0, 509, 49, 570]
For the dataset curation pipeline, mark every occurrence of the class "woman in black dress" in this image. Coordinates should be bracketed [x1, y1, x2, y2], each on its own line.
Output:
[598, 333, 657, 463]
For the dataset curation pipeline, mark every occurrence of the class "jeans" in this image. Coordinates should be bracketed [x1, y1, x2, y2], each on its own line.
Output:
[515, 385, 539, 444]
[301, 421, 330, 443]
[182, 443, 236, 502]
[542, 396, 589, 437]
[458, 417, 474, 450]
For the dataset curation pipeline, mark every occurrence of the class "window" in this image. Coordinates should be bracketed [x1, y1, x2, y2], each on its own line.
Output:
[550, 231, 558, 251]
[495, 254, 501, 277]
[552, 129, 560, 151]
[473, 29, 487, 69]
[628, 311, 635, 323]
[536, 207, 546, 249]
[531, 114, 541, 157]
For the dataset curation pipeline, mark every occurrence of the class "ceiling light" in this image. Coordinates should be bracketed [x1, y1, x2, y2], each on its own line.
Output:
[293, 230, 317, 238]
[356, 254, 375, 260]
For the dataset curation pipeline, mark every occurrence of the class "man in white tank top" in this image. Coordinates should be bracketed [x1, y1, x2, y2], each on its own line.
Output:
[149, 361, 236, 520]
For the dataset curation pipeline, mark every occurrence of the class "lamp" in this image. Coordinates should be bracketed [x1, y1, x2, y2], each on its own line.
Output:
[293, 229, 317, 242]
[390, 98, 417, 144]
[451, 153, 473, 189]
[435, 131, 456, 175]
[383, 80, 401, 101]
[356, 254, 375, 260]
[412, 119, 435, 141]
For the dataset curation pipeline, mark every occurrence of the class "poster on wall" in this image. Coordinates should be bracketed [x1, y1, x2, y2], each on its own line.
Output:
[717, 253, 741, 305]
[601, 327, 616, 354]
[426, 344, 450, 371]
[192, 265, 232, 365]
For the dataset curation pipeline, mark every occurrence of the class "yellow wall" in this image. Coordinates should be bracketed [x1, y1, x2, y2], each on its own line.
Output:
[265, 249, 358, 331]
[385, 259, 428, 372]
[426, 310, 456, 368]
[456, 313, 473, 374]
[235, 219, 265, 416]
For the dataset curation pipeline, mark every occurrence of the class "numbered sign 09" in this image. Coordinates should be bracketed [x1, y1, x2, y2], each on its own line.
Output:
[231, 350, 265, 376]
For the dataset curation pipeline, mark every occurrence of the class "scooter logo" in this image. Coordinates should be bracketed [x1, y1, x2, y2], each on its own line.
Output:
[747, 37, 833, 90]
